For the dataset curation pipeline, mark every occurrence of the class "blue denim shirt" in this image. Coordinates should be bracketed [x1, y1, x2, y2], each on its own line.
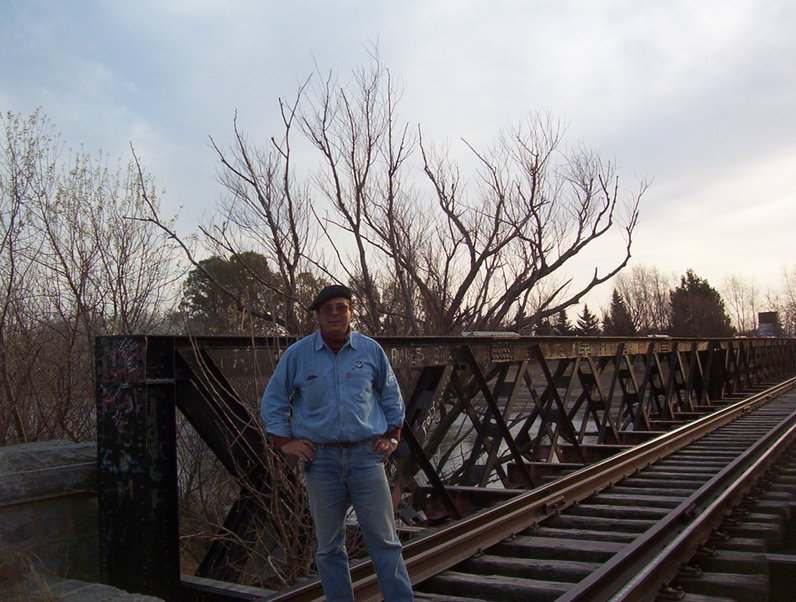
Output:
[261, 331, 405, 443]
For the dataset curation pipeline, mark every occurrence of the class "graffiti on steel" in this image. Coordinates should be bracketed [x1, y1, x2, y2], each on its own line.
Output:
[387, 345, 457, 368]
[96, 336, 146, 382]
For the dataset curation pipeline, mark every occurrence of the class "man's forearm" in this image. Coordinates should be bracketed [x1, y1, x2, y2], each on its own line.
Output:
[384, 426, 402, 442]
[269, 433, 293, 449]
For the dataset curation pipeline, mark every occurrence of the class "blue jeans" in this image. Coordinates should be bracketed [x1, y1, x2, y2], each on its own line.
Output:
[303, 441, 413, 602]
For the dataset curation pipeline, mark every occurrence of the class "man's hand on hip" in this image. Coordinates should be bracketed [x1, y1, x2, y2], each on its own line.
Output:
[280, 438, 316, 461]
[373, 436, 398, 461]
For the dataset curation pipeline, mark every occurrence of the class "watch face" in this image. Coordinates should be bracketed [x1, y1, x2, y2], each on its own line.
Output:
[389, 438, 398, 445]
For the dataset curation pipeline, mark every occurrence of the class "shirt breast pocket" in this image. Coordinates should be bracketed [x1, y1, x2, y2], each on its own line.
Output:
[297, 375, 326, 412]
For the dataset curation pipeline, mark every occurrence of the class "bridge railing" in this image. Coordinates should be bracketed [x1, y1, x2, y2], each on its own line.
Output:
[94, 334, 796, 600]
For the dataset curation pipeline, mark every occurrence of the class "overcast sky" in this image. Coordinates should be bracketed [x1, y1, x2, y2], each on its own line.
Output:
[2, 0, 795, 311]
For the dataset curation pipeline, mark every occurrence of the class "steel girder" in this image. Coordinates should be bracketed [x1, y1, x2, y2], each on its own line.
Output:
[95, 335, 796, 599]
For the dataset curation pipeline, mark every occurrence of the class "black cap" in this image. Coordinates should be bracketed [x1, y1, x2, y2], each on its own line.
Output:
[309, 284, 353, 311]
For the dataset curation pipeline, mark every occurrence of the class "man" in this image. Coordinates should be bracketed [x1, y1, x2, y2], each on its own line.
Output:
[261, 284, 413, 602]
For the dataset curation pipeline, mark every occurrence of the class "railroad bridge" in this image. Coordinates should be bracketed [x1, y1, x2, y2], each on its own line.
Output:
[94, 335, 796, 601]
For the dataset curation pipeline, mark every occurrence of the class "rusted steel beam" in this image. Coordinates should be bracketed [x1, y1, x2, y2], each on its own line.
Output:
[478, 361, 532, 484]
[599, 345, 625, 442]
[175, 346, 310, 583]
[531, 345, 585, 462]
[658, 343, 679, 420]
[376, 336, 784, 369]
[401, 427, 461, 521]
[276, 377, 796, 602]
[573, 355, 620, 443]
[93, 335, 796, 600]
[95, 336, 181, 600]
[459, 345, 534, 489]
[678, 343, 694, 410]
[176, 348, 268, 582]
[175, 348, 263, 477]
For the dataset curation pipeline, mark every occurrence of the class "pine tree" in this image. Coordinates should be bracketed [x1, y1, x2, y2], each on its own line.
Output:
[576, 304, 601, 335]
[533, 318, 554, 335]
[669, 270, 734, 337]
[553, 309, 575, 335]
[602, 289, 636, 336]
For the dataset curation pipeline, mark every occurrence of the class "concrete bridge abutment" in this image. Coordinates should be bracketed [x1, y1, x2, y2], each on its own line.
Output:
[0, 440, 160, 601]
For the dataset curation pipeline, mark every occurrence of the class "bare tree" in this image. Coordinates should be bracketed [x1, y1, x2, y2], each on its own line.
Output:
[614, 264, 675, 334]
[0, 110, 179, 444]
[721, 274, 759, 334]
[153, 56, 644, 338]
[718, 269, 796, 337]
[124, 58, 648, 589]
[300, 57, 418, 333]
[206, 92, 316, 334]
[292, 58, 646, 335]
[0, 110, 57, 442]
[409, 118, 644, 334]
[779, 265, 796, 336]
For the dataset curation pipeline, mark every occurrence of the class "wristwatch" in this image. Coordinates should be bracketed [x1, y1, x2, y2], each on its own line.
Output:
[388, 437, 399, 446]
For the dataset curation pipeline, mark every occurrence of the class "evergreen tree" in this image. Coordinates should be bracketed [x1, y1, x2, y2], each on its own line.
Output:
[668, 270, 734, 337]
[533, 317, 554, 335]
[180, 251, 300, 334]
[576, 304, 601, 335]
[553, 309, 575, 335]
[602, 289, 636, 336]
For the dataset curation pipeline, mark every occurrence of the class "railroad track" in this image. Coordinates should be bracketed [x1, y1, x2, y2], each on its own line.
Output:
[265, 378, 796, 602]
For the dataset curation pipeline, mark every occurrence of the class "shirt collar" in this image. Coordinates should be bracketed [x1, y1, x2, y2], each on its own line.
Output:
[312, 330, 359, 351]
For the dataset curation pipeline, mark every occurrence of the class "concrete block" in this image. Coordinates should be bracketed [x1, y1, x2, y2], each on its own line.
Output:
[0, 503, 35, 547]
[0, 440, 96, 474]
[0, 441, 99, 584]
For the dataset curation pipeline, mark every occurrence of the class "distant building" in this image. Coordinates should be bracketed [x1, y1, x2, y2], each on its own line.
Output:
[758, 311, 780, 336]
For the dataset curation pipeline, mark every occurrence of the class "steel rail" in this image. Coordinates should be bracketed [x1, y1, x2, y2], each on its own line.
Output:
[559, 379, 796, 601]
[613, 415, 796, 600]
[262, 377, 796, 601]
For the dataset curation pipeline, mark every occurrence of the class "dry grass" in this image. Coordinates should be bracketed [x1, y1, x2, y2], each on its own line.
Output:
[0, 554, 57, 602]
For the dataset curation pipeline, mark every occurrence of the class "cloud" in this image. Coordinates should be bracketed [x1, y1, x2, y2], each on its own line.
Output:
[2, 0, 795, 297]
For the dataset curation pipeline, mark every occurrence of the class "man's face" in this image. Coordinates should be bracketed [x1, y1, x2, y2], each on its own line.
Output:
[316, 296, 352, 338]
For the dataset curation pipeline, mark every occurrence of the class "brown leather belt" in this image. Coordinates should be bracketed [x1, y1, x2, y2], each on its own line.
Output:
[316, 438, 374, 448]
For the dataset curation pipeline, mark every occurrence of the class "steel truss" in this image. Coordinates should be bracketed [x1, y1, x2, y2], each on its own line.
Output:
[94, 335, 796, 599]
